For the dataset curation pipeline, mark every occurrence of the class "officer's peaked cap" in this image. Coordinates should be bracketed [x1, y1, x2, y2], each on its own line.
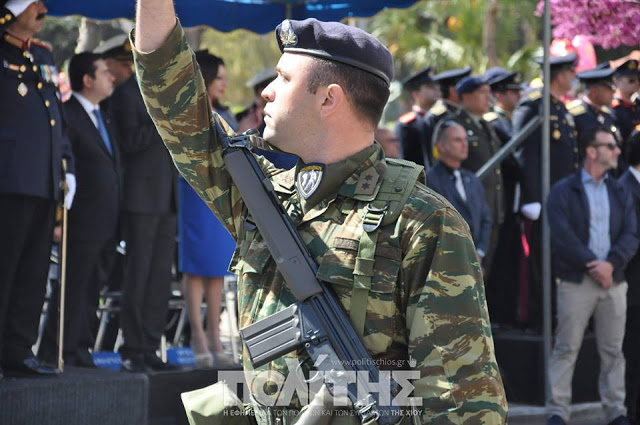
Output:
[402, 67, 436, 90]
[433, 67, 472, 86]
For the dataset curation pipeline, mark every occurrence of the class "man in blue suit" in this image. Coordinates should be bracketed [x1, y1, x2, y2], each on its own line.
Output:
[427, 120, 492, 265]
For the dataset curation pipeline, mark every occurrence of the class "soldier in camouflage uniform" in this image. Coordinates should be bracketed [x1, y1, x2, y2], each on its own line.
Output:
[132, 1, 507, 423]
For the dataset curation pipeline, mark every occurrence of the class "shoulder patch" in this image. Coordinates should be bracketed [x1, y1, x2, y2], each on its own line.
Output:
[31, 38, 52, 51]
[398, 111, 417, 124]
[483, 111, 498, 122]
[567, 100, 586, 116]
[601, 105, 612, 115]
[429, 102, 447, 117]
[527, 89, 542, 101]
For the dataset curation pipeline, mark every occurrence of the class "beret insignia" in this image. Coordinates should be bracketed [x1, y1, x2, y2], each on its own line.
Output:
[279, 20, 298, 47]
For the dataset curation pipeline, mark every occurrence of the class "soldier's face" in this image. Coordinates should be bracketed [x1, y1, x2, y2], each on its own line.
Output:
[374, 128, 400, 159]
[413, 83, 440, 110]
[462, 84, 491, 115]
[262, 53, 321, 153]
[495, 89, 522, 111]
[590, 83, 615, 107]
[13, 1, 47, 36]
[614, 75, 639, 96]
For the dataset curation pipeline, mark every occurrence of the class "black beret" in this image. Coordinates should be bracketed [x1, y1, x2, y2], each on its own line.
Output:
[433, 67, 472, 86]
[275, 18, 393, 86]
[577, 66, 616, 87]
[94, 34, 133, 61]
[616, 59, 639, 76]
[402, 67, 436, 90]
[534, 52, 578, 68]
[455, 75, 488, 95]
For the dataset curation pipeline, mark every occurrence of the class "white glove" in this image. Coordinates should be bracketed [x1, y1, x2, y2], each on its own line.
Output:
[521, 202, 541, 221]
[64, 173, 76, 210]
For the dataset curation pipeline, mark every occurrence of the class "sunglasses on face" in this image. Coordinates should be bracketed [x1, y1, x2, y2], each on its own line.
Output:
[591, 142, 618, 151]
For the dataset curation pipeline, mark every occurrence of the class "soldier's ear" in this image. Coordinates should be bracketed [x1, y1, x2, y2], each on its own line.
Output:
[320, 83, 345, 117]
[82, 73, 94, 90]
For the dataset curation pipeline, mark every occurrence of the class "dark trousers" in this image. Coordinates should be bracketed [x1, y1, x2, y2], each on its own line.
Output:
[486, 211, 521, 326]
[119, 212, 176, 355]
[0, 194, 55, 366]
[625, 305, 640, 423]
[40, 237, 116, 362]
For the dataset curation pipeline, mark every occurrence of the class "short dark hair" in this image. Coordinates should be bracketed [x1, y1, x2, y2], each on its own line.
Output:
[69, 52, 101, 92]
[626, 130, 640, 167]
[195, 51, 225, 88]
[306, 57, 390, 129]
[195, 51, 225, 108]
[579, 125, 614, 157]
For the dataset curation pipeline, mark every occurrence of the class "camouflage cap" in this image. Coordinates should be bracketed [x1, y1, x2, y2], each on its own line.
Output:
[275, 18, 394, 86]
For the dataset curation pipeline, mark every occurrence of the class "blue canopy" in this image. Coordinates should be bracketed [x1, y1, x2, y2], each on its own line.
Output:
[46, 1, 418, 34]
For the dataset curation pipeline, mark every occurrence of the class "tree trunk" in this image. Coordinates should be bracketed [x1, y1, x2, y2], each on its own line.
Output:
[483, 0, 499, 68]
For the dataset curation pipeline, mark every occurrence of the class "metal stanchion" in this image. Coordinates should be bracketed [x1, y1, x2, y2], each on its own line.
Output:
[57, 159, 69, 372]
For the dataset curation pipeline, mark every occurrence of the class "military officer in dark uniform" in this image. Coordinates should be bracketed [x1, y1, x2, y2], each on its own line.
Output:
[483, 67, 525, 327]
[484, 67, 524, 143]
[512, 52, 579, 330]
[439, 76, 504, 275]
[0, 0, 75, 377]
[612, 59, 640, 143]
[395, 66, 440, 168]
[423, 67, 472, 163]
[568, 66, 622, 147]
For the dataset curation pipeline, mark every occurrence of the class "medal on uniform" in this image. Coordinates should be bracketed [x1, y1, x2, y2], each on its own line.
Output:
[296, 164, 324, 199]
[597, 115, 605, 124]
[553, 129, 561, 140]
[17, 82, 28, 96]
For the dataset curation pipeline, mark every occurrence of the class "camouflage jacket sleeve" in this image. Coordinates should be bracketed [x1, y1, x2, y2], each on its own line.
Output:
[131, 21, 273, 239]
[401, 185, 508, 424]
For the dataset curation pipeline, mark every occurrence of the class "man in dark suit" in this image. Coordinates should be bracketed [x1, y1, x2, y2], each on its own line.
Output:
[546, 126, 637, 425]
[427, 120, 492, 265]
[0, 0, 75, 378]
[395, 66, 440, 168]
[512, 52, 580, 329]
[41, 52, 120, 368]
[619, 129, 640, 424]
[105, 38, 178, 372]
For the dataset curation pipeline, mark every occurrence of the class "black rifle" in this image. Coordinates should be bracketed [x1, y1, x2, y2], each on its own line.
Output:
[216, 116, 403, 425]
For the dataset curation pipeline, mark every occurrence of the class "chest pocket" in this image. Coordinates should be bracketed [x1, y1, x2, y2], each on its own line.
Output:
[316, 235, 401, 354]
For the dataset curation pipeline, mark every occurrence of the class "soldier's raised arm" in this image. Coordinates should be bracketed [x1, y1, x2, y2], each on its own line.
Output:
[134, 0, 176, 53]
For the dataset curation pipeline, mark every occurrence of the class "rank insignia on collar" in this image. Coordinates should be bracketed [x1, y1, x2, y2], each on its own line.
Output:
[279, 20, 298, 47]
[296, 164, 323, 199]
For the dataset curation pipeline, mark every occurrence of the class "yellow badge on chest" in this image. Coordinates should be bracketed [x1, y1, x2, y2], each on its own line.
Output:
[296, 164, 324, 199]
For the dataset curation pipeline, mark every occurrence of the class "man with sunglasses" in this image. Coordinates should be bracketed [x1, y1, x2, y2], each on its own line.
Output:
[546, 126, 637, 425]
[568, 67, 623, 152]
[612, 59, 640, 142]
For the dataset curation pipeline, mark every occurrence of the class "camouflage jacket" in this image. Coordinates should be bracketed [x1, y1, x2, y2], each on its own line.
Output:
[132, 21, 507, 424]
